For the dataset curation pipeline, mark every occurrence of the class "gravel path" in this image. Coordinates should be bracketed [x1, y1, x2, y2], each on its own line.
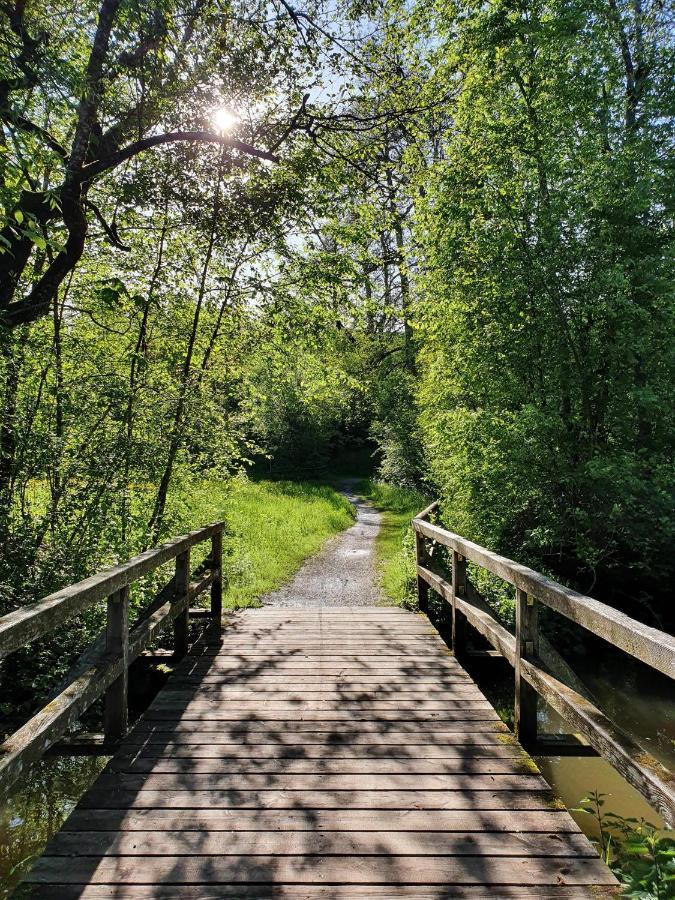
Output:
[262, 482, 383, 608]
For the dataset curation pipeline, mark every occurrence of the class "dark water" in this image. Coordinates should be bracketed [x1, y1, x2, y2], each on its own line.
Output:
[0, 755, 109, 897]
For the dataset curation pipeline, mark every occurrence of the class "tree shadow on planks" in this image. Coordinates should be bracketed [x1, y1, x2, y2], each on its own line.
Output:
[17, 615, 615, 898]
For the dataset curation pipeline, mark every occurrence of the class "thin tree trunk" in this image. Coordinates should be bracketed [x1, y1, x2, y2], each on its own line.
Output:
[147, 157, 224, 545]
[121, 200, 169, 546]
[0, 329, 25, 541]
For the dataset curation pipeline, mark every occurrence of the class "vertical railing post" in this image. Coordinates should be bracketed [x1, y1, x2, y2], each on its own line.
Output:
[451, 550, 466, 658]
[415, 526, 429, 612]
[210, 527, 223, 624]
[515, 587, 538, 748]
[104, 584, 129, 744]
[174, 548, 190, 659]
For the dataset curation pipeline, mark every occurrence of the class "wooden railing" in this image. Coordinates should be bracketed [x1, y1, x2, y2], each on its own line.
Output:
[412, 504, 675, 826]
[0, 522, 224, 801]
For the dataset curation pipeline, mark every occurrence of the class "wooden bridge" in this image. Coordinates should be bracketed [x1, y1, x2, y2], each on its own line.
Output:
[1, 507, 673, 897]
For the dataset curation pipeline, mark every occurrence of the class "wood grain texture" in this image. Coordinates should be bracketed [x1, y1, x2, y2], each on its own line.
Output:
[412, 518, 675, 678]
[22, 606, 616, 897]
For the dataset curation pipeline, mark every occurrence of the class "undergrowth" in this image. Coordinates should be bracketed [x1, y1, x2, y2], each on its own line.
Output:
[357, 479, 429, 606]
[574, 791, 674, 898]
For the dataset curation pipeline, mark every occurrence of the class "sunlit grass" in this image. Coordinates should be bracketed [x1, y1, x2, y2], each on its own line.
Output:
[218, 477, 354, 607]
[17, 474, 355, 610]
[357, 479, 429, 606]
[169, 475, 354, 608]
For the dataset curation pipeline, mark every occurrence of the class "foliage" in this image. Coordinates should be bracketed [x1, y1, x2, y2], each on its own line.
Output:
[358, 479, 428, 605]
[413, 0, 675, 622]
[217, 476, 355, 607]
[574, 791, 675, 898]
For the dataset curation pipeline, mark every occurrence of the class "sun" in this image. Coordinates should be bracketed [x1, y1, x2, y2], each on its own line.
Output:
[211, 107, 239, 134]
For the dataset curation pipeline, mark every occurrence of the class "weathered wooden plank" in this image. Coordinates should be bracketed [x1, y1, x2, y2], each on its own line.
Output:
[20, 886, 622, 899]
[130, 720, 511, 735]
[148, 697, 494, 711]
[413, 518, 675, 679]
[43, 829, 595, 858]
[108, 757, 536, 775]
[142, 708, 500, 722]
[186, 653, 457, 662]
[158, 689, 486, 700]
[24, 854, 615, 886]
[219, 623, 437, 631]
[212, 641, 448, 650]
[210, 529, 223, 621]
[90, 772, 550, 792]
[128, 742, 523, 758]
[76, 788, 559, 810]
[0, 523, 222, 659]
[173, 549, 191, 659]
[515, 587, 538, 747]
[181, 664, 467, 676]
[169, 679, 475, 688]
[59, 807, 583, 833]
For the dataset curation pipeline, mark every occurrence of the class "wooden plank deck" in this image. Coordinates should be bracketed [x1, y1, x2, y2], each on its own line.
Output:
[23, 607, 618, 898]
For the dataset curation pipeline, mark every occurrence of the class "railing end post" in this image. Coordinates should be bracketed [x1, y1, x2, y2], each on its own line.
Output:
[104, 584, 129, 744]
[515, 586, 539, 749]
[451, 550, 467, 659]
[173, 548, 191, 659]
[211, 525, 224, 626]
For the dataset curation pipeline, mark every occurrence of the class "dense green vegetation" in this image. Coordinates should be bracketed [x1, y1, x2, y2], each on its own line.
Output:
[2, 0, 672, 633]
[358, 479, 427, 605]
[575, 792, 675, 899]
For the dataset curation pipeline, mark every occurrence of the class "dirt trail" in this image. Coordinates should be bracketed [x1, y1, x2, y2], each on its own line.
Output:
[262, 481, 383, 608]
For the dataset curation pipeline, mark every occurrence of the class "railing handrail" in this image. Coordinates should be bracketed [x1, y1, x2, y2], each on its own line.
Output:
[412, 503, 675, 826]
[412, 513, 675, 679]
[0, 521, 224, 802]
[0, 521, 223, 660]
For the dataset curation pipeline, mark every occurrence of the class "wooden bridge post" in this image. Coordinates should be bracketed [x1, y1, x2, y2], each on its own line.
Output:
[451, 551, 467, 658]
[515, 587, 538, 747]
[415, 531, 429, 612]
[104, 584, 129, 743]
[211, 528, 223, 624]
[174, 548, 190, 659]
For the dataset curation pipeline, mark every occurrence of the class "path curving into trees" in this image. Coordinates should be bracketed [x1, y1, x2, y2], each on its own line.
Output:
[262, 483, 383, 608]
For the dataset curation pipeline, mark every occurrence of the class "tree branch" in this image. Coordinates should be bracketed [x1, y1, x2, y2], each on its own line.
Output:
[80, 131, 280, 182]
[84, 199, 131, 250]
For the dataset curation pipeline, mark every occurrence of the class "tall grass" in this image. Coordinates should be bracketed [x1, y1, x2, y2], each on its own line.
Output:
[171, 476, 355, 608]
[358, 479, 429, 605]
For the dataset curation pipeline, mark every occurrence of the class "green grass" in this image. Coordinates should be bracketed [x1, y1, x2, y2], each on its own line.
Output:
[357, 479, 429, 606]
[168, 475, 355, 608]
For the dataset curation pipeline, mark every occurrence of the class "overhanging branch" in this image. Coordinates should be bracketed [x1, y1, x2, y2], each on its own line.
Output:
[79, 131, 280, 182]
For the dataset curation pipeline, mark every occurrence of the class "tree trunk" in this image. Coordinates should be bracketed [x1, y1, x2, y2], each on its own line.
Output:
[146, 157, 224, 545]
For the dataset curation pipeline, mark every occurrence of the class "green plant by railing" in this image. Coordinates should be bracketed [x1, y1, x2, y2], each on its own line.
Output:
[573, 791, 675, 898]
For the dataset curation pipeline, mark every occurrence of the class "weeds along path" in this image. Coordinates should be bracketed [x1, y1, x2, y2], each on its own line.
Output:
[262, 481, 383, 608]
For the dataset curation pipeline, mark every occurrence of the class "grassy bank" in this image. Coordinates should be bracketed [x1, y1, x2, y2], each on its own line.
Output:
[357, 479, 429, 606]
[170, 475, 355, 608]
